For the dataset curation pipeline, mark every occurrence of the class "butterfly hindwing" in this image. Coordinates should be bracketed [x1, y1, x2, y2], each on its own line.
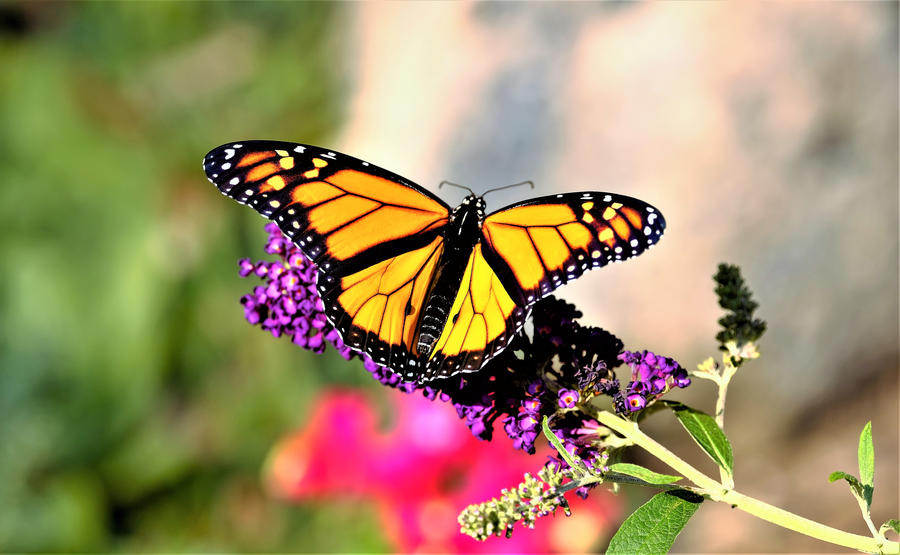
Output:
[422, 243, 527, 380]
[318, 235, 445, 376]
[204, 141, 450, 276]
[481, 192, 665, 306]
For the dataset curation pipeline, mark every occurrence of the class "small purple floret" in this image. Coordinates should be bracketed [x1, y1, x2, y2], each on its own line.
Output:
[557, 389, 579, 409]
[617, 349, 690, 412]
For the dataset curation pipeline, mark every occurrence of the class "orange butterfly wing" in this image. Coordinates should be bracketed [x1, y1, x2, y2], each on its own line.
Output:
[318, 235, 445, 373]
[204, 141, 450, 276]
[481, 192, 665, 306]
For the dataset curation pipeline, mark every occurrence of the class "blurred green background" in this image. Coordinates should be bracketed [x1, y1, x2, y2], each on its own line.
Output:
[1, 2, 897, 552]
[0, 3, 393, 551]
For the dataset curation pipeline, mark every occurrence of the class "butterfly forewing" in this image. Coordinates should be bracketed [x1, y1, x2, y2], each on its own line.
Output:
[481, 192, 665, 306]
[203, 141, 450, 276]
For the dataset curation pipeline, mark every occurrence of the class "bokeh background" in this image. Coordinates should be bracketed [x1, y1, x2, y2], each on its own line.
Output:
[1, 2, 897, 552]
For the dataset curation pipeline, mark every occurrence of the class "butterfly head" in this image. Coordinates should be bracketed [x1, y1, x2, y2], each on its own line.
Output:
[455, 194, 486, 224]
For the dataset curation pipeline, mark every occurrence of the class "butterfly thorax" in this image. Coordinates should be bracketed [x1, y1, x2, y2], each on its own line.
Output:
[415, 195, 486, 357]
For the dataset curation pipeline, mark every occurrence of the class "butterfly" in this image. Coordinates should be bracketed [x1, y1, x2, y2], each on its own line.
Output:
[204, 141, 665, 383]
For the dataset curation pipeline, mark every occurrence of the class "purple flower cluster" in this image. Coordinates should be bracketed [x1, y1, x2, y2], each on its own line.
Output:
[501, 381, 544, 452]
[616, 350, 691, 412]
[239, 223, 358, 361]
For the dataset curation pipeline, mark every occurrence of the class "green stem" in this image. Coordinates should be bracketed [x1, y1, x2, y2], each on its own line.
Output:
[714, 363, 736, 429]
[595, 410, 897, 554]
[714, 363, 737, 488]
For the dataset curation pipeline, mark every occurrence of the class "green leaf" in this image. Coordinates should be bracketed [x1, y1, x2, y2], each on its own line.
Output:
[857, 421, 874, 490]
[606, 490, 703, 555]
[880, 519, 899, 536]
[607, 463, 683, 485]
[541, 416, 584, 473]
[666, 402, 734, 477]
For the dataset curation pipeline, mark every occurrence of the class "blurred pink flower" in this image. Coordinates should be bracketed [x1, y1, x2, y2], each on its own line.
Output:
[266, 389, 620, 553]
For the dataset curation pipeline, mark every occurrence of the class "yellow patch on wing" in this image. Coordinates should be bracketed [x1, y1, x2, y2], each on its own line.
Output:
[258, 175, 286, 193]
[431, 244, 516, 360]
[337, 236, 444, 349]
[597, 227, 616, 247]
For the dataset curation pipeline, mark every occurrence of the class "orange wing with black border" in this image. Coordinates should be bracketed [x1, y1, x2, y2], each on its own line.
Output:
[480, 192, 665, 307]
[204, 141, 450, 276]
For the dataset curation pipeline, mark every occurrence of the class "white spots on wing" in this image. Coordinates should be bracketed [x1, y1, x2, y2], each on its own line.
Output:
[644, 226, 652, 235]
[233, 143, 243, 148]
[362, 161, 370, 166]
[630, 239, 639, 247]
[648, 213, 658, 224]
[646, 206, 655, 212]
[566, 265, 575, 272]
[292, 221, 300, 229]
[591, 250, 601, 259]
[603, 194, 612, 202]
[322, 151, 337, 159]
[221, 162, 231, 170]
[224, 148, 235, 160]
[614, 246, 623, 254]
[294, 145, 305, 153]
[229, 177, 240, 186]
[244, 189, 253, 196]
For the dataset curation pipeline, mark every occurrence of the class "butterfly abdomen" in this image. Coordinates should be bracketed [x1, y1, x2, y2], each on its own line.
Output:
[416, 292, 453, 356]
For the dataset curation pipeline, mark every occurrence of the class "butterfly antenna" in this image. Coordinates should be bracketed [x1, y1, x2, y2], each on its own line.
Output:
[439, 181, 476, 195]
[481, 180, 535, 198]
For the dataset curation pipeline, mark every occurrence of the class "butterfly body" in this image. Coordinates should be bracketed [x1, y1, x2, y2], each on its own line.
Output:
[415, 195, 486, 357]
[205, 141, 666, 383]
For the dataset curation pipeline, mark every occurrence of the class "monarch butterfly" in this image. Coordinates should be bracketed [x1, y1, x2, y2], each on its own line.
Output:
[204, 141, 665, 383]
